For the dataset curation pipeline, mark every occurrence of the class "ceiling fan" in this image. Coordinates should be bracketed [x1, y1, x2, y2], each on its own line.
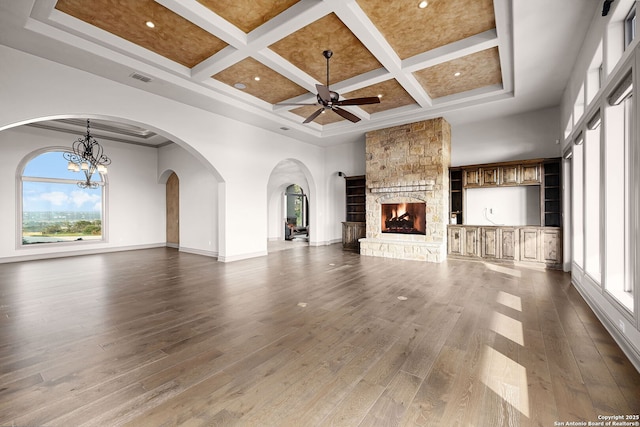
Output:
[279, 50, 381, 124]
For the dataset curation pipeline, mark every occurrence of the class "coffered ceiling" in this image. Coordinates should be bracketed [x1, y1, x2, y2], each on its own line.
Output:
[0, 0, 599, 146]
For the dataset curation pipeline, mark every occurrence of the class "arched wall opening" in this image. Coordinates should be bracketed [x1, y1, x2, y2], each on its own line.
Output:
[0, 115, 224, 261]
[266, 159, 316, 246]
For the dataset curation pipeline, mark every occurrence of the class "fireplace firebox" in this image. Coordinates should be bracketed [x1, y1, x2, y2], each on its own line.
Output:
[381, 203, 426, 235]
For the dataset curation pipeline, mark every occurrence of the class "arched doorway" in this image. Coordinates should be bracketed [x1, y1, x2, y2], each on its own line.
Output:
[166, 172, 179, 248]
[284, 184, 308, 241]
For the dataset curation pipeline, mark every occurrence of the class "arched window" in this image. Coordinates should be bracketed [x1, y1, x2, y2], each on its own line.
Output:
[20, 149, 107, 245]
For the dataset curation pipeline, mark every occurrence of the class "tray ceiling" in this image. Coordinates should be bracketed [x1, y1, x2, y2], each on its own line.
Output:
[17, 0, 515, 143]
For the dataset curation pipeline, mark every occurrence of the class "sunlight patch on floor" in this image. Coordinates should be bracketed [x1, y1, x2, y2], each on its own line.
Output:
[480, 345, 530, 417]
[483, 262, 522, 278]
[489, 311, 524, 346]
[496, 291, 522, 312]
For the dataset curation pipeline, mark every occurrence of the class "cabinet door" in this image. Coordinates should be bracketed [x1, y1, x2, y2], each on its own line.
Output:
[499, 165, 519, 186]
[500, 228, 518, 260]
[464, 227, 480, 256]
[481, 168, 499, 186]
[521, 163, 541, 184]
[519, 228, 539, 262]
[448, 226, 464, 255]
[463, 168, 481, 187]
[481, 228, 499, 258]
[541, 228, 562, 265]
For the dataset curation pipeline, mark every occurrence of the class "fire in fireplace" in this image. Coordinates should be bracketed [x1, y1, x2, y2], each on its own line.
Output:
[381, 202, 426, 235]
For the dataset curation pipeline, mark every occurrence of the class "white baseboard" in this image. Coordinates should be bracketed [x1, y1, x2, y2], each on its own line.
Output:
[217, 250, 268, 263]
[309, 239, 342, 247]
[178, 247, 218, 258]
[571, 274, 640, 373]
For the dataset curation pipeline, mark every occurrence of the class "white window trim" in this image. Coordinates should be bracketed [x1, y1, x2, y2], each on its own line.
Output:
[16, 146, 109, 249]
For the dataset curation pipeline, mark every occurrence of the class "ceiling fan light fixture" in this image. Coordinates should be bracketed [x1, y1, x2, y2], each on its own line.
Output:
[276, 49, 380, 124]
[418, 1, 428, 9]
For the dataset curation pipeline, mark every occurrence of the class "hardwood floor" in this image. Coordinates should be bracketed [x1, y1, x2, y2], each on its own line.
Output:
[0, 245, 638, 426]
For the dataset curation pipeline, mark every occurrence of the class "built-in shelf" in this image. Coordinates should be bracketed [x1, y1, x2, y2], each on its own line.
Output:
[450, 169, 463, 224]
[542, 158, 562, 227]
[343, 175, 366, 251]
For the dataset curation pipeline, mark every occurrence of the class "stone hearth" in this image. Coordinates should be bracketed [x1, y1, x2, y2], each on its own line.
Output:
[359, 118, 451, 262]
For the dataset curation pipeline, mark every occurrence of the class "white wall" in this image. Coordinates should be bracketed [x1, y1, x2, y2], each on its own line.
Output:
[158, 144, 218, 257]
[0, 125, 165, 261]
[323, 140, 366, 243]
[465, 186, 541, 226]
[0, 45, 332, 261]
[451, 107, 562, 166]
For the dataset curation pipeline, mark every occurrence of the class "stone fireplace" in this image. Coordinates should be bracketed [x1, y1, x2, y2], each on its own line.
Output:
[359, 118, 451, 262]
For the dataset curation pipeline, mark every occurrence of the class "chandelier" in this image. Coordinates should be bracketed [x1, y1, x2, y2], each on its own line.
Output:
[63, 119, 111, 189]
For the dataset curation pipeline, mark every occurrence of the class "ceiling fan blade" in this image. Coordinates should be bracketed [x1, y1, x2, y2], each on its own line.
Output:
[316, 84, 331, 103]
[303, 107, 325, 123]
[333, 107, 361, 123]
[276, 103, 318, 106]
[337, 96, 381, 106]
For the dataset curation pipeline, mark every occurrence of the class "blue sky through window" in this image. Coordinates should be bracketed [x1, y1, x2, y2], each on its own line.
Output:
[23, 151, 102, 180]
[23, 181, 102, 212]
[22, 151, 103, 212]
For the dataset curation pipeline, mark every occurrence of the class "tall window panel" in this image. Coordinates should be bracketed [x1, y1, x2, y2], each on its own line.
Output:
[572, 139, 584, 268]
[604, 75, 634, 312]
[584, 115, 602, 283]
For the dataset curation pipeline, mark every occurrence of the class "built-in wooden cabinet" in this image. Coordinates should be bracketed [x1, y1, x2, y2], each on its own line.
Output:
[500, 227, 518, 260]
[481, 167, 499, 186]
[447, 225, 561, 268]
[342, 221, 366, 251]
[463, 168, 481, 187]
[449, 169, 463, 224]
[342, 175, 366, 251]
[541, 227, 562, 264]
[481, 227, 499, 258]
[345, 175, 366, 222]
[449, 158, 561, 227]
[521, 163, 541, 185]
[464, 226, 480, 257]
[542, 158, 562, 227]
[448, 226, 463, 256]
[519, 227, 540, 262]
[499, 165, 519, 186]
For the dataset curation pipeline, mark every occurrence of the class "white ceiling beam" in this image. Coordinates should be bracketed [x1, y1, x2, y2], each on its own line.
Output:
[330, 0, 433, 108]
[401, 29, 499, 72]
[191, 1, 331, 81]
[155, 0, 247, 47]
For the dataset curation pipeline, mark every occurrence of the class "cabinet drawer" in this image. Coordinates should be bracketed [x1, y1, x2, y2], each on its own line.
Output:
[481, 168, 499, 186]
[499, 165, 519, 186]
[521, 163, 541, 184]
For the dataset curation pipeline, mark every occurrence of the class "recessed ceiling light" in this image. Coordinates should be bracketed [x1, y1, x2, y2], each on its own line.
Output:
[418, 1, 428, 8]
[234, 82, 247, 89]
[145, 21, 155, 28]
[254, 76, 260, 81]
[377, 94, 383, 98]
[454, 72, 461, 77]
